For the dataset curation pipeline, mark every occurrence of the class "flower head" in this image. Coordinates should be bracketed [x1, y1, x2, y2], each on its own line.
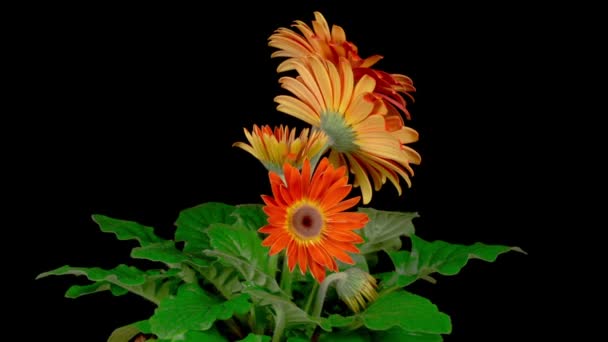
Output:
[274, 55, 421, 204]
[335, 267, 378, 313]
[259, 157, 369, 282]
[233, 124, 328, 174]
[269, 11, 416, 121]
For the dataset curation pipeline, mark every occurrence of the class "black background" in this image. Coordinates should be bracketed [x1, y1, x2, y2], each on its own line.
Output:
[11, 0, 579, 340]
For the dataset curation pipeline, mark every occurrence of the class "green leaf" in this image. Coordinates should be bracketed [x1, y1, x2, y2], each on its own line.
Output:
[193, 262, 243, 299]
[135, 320, 152, 334]
[357, 208, 418, 254]
[319, 314, 360, 331]
[244, 288, 317, 329]
[205, 223, 281, 294]
[362, 290, 451, 334]
[374, 328, 442, 341]
[37, 264, 146, 285]
[378, 252, 417, 288]
[158, 328, 228, 342]
[92, 214, 163, 246]
[237, 333, 271, 342]
[182, 329, 228, 342]
[386, 235, 526, 287]
[339, 253, 368, 272]
[155, 328, 228, 342]
[107, 323, 141, 342]
[231, 204, 267, 232]
[175, 202, 236, 254]
[64, 282, 111, 298]
[131, 241, 188, 265]
[319, 330, 371, 341]
[37, 265, 179, 304]
[64, 281, 129, 298]
[149, 284, 251, 339]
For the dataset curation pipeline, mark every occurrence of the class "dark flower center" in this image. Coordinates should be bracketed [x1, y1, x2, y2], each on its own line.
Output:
[291, 204, 323, 238]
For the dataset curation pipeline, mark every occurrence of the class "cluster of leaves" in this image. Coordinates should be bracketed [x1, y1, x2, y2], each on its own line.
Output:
[37, 202, 523, 341]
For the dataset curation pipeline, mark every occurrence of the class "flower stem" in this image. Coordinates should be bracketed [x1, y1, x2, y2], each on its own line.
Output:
[304, 282, 319, 314]
[271, 309, 286, 342]
[279, 254, 293, 298]
[311, 272, 347, 318]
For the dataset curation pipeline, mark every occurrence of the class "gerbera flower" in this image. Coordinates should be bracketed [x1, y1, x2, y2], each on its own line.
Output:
[274, 55, 421, 204]
[268, 11, 416, 121]
[233, 124, 328, 175]
[259, 158, 369, 283]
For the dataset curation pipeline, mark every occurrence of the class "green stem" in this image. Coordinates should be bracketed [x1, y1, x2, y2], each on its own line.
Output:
[309, 138, 331, 171]
[271, 309, 286, 342]
[421, 274, 437, 284]
[304, 282, 319, 314]
[225, 318, 243, 340]
[311, 272, 347, 318]
[279, 254, 293, 298]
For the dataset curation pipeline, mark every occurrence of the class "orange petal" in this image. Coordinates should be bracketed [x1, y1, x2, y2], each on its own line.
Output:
[269, 233, 292, 255]
[309, 258, 326, 283]
[323, 243, 355, 264]
[297, 244, 308, 275]
[261, 231, 283, 246]
[324, 230, 364, 243]
[301, 159, 312, 195]
[319, 184, 351, 209]
[308, 243, 337, 271]
[287, 240, 298, 272]
[325, 196, 361, 215]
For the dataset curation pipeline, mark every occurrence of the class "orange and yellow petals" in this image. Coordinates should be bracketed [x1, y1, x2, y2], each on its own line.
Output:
[345, 154, 373, 204]
[279, 77, 324, 114]
[359, 54, 383, 68]
[275, 95, 321, 126]
[269, 28, 315, 59]
[391, 125, 419, 145]
[234, 124, 327, 173]
[401, 146, 422, 165]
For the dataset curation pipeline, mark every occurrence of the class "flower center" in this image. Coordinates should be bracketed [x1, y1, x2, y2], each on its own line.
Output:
[291, 204, 323, 239]
[320, 112, 357, 152]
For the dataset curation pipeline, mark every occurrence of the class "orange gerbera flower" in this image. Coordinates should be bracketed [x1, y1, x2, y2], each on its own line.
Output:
[274, 55, 421, 204]
[268, 11, 416, 123]
[233, 124, 328, 174]
[259, 158, 369, 283]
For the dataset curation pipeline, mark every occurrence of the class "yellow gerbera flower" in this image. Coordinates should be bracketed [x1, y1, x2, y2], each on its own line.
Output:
[268, 11, 416, 122]
[259, 158, 369, 283]
[233, 124, 328, 174]
[274, 55, 421, 204]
